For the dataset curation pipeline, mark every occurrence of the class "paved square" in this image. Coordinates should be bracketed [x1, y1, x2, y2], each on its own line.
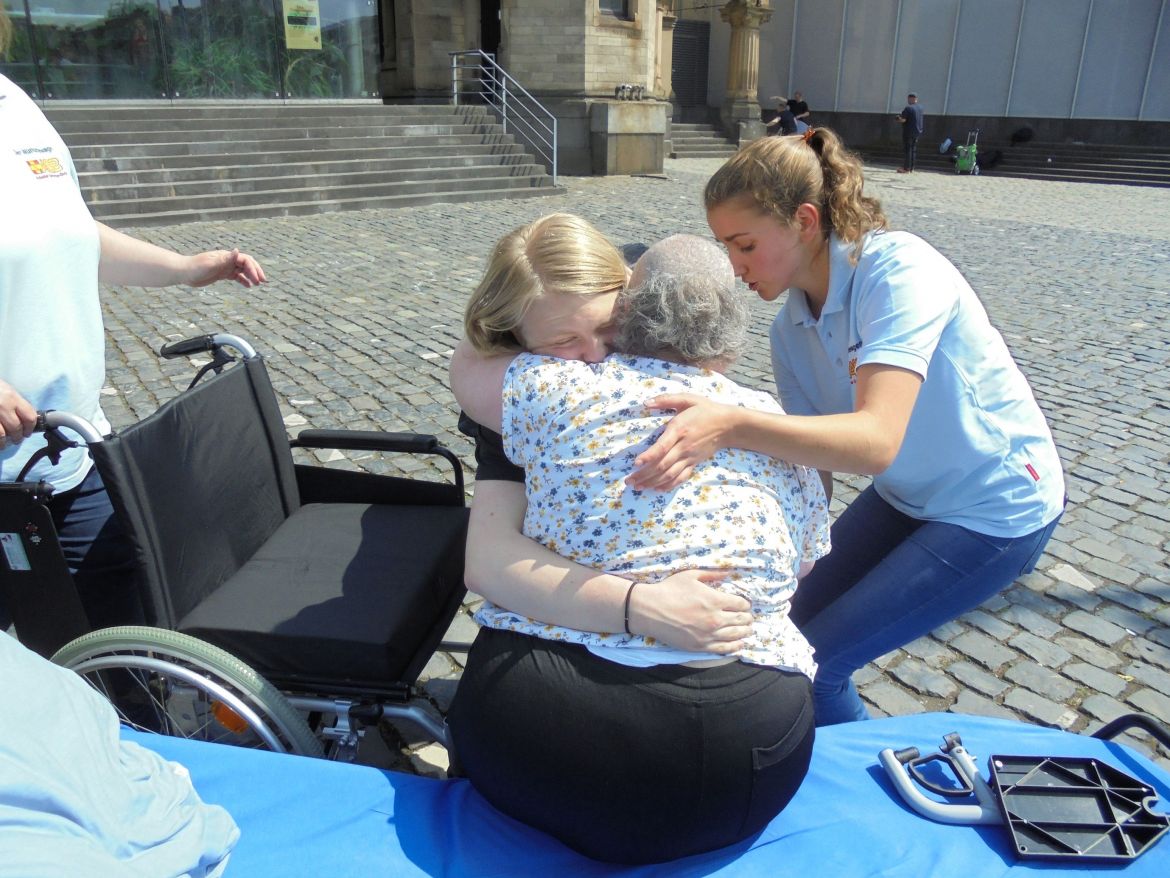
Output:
[98, 158, 1170, 769]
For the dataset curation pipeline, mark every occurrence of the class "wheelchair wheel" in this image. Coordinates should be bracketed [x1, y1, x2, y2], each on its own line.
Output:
[52, 626, 324, 757]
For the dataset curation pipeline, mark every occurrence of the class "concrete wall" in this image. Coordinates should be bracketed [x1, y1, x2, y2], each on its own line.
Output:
[754, 0, 1170, 122]
[383, 0, 470, 97]
[503, 1, 588, 93]
[806, 109, 1170, 152]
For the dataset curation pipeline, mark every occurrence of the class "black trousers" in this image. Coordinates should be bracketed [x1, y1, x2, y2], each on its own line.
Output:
[447, 627, 815, 864]
[903, 136, 919, 170]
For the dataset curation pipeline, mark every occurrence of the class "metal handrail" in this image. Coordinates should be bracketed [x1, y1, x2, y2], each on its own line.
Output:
[450, 50, 557, 185]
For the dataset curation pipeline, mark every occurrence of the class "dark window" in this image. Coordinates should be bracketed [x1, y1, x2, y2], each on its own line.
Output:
[599, 1, 630, 19]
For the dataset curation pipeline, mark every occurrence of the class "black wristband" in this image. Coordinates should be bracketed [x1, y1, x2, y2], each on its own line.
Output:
[623, 582, 638, 635]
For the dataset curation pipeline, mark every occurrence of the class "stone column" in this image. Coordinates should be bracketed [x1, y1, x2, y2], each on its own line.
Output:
[719, 0, 772, 143]
[656, 1, 678, 156]
[654, 1, 677, 101]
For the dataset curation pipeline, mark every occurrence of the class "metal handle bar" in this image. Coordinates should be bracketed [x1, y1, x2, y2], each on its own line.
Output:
[160, 332, 257, 360]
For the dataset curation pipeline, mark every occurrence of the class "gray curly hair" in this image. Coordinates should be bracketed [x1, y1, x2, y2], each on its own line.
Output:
[614, 234, 748, 366]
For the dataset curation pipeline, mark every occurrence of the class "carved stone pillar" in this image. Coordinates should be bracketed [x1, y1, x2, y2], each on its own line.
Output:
[654, 1, 678, 102]
[719, 0, 772, 143]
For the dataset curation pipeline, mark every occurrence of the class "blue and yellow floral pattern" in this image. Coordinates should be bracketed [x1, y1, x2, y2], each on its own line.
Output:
[474, 353, 831, 679]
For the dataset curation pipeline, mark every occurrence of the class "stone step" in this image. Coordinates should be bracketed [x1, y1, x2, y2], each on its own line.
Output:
[43, 102, 462, 123]
[99, 184, 563, 229]
[58, 122, 501, 147]
[671, 149, 737, 159]
[80, 153, 535, 188]
[861, 149, 1170, 187]
[90, 172, 556, 218]
[72, 141, 529, 174]
[867, 148, 1170, 174]
[67, 131, 522, 160]
[670, 121, 736, 158]
[84, 163, 547, 203]
[47, 108, 491, 135]
[52, 103, 558, 225]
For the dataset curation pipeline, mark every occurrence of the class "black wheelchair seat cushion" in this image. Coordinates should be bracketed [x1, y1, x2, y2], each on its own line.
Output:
[177, 502, 468, 688]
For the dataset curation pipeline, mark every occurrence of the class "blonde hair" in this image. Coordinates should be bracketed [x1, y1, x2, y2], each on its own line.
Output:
[0, 8, 12, 59]
[704, 128, 887, 262]
[464, 213, 627, 354]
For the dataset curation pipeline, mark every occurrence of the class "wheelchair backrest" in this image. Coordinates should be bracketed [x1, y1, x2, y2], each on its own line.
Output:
[92, 356, 300, 628]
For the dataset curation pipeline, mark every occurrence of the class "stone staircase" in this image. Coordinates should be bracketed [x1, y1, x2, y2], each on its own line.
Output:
[669, 121, 737, 159]
[44, 103, 561, 227]
[858, 138, 1170, 188]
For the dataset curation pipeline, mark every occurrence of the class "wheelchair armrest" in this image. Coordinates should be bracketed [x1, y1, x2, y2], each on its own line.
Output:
[1092, 713, 1170, 750]
[290, 430, 464, 496]
[291, 429, 439, 454]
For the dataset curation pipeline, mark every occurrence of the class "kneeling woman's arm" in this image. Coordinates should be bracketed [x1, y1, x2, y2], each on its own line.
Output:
[626, 363, 923, 493]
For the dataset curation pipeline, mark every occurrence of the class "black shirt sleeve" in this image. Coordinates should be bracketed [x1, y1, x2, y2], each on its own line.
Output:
[458, 410, 525, 483]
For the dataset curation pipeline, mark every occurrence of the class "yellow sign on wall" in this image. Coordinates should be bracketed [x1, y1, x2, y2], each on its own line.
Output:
[284, 0, 322, 51]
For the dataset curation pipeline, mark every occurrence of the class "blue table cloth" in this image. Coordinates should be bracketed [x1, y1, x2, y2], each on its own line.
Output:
[128, 712, 1170, 876]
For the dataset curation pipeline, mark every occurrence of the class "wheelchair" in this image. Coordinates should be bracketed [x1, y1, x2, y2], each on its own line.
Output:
[0, 333, 469, 762]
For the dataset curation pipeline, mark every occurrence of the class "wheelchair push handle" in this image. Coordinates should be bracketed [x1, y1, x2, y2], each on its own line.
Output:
[160, 332, 257, 361]
[13, 411, 105, 483]
[878, 732, 1002, 826]
[34, 410, 104, 444]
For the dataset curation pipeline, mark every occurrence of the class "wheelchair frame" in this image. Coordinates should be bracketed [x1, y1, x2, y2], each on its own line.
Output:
[1, 332, 469, 762]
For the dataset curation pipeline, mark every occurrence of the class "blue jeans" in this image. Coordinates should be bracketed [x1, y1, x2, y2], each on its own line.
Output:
[1, 465, 140, 632]
[789, 486, 1062, 726]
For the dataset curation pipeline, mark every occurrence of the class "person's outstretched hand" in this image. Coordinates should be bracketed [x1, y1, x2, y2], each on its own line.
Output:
[0, 380, 38, 450]
[625, 394, 735, 492]
[628, 570, 753, 653]
[186, 249, 267, 288]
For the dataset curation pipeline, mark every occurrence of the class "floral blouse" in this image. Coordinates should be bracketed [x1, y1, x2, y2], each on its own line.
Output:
[474, 353, 831, 678]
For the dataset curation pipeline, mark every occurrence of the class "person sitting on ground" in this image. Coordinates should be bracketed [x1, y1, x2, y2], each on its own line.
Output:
[448, 228, 829, 865]
[766, 96, 798, 136]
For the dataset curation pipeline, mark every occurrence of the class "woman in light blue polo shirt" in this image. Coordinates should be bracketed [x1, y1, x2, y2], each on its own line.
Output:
[627, 129, 1065, 726]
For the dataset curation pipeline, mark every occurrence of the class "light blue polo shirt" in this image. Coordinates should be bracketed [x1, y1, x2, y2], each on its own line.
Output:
[770, 231, 1064, 537]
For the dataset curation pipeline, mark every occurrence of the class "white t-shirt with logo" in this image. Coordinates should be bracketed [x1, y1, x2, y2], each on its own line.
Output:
[0, 74, 106, 491]
[474, 352, 830, 677]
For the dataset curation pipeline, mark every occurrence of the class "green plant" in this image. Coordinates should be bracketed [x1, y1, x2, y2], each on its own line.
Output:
[168, 36, 277, 97]
[285, 40, 348, 98]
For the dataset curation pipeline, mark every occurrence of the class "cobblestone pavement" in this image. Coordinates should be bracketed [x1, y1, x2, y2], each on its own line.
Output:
[98, 159, 1170, 773]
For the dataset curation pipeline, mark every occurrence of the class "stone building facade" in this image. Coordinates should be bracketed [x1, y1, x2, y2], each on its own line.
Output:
[380, 1, 704, 175]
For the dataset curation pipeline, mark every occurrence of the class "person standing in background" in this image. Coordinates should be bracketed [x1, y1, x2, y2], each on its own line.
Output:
[788, 91, 811, 127]
[1, 9, 267, 634]
[897, 93, 924, 173]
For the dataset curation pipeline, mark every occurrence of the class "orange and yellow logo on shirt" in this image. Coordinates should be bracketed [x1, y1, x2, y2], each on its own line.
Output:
[26, 157, 64, 176]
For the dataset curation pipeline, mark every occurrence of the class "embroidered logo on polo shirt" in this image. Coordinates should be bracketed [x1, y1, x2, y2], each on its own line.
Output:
[26, 156, 65, 178]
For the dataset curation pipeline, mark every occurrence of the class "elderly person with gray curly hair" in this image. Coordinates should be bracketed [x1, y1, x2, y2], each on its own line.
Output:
[447, 232, 830, 865]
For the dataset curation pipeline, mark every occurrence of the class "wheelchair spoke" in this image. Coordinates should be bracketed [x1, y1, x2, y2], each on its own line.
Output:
[52, 627, 324, 756]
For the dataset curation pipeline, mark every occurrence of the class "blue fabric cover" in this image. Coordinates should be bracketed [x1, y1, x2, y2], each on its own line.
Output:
[0, 633, 239, 877]
[128, 712, 1170, 876]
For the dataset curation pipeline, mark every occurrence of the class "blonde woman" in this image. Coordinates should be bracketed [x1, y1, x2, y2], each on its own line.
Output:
[449, 225, 825, 863]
